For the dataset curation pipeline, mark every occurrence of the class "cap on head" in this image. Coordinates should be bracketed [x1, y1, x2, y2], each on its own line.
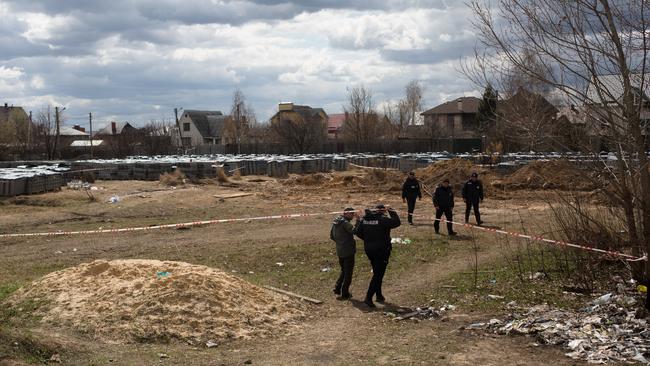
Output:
[343, 207, 355, 213]
[375, 204, 386, 210]
[443, 179, 450, 183]
[408, 171, 415, 176]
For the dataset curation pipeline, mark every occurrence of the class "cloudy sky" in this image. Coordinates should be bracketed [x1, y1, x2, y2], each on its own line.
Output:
[0, 0, 479, 129]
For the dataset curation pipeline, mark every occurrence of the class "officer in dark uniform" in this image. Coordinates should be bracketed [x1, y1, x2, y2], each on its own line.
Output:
[433, 179, 457, 235]
[354, 204, 401, 308]
[402, 171, 422, 225]
[462, 172, 484, 225]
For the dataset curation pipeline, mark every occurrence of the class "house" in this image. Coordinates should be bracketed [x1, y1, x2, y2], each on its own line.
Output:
[0, 103, 29, 125]
[327, 113, 347, 138]
[421, 97, 481, 139]
[174, 110, 233, 148]
[584, 74, 650, 136]
[270, 103, 328, 126]
[57, 125, 90, 148]
[95, 121, 137, 136]
[0, 103, 31, 141]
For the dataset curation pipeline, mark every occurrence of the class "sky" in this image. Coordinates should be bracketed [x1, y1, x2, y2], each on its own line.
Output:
[0, 0, 480, 130]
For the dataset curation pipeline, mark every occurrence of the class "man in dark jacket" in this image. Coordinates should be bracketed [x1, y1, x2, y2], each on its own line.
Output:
[330, 207, 359, 300]
[433, 179, 457, 236]
[354, 204, 401, 308]
[462, 172, 484, 225]
[402, 171, 422, 225]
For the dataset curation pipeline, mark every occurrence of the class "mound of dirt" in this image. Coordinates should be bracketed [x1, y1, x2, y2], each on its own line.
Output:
[494, 160, 598, 191]
[415, 159, 488, 192]
[5, 259, 306, 344]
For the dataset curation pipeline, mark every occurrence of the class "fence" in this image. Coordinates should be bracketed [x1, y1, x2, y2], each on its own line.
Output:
[194, 138, 484, 155]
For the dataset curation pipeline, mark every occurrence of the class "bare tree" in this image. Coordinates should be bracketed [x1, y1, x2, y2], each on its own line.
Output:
[467, 0, 650, 281]
[270, 112, 327, 154]
[404, 79, 425, 126]
[141, 120, 174, 155]
[34, 107, 56, 159]
[229, 89, 257, 150]
[383, 99, 409, 138]
[343, 85, 385, 148]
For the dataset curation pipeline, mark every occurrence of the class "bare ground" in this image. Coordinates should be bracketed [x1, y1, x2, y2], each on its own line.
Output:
[0, 175, 587, 365]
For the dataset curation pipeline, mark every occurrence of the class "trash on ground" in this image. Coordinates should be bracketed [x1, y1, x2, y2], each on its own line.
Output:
[391, 237, 412, 245]
[108, 195, 121, 204]
[387, 303, 456, 321]
[465, 287, 649, 364]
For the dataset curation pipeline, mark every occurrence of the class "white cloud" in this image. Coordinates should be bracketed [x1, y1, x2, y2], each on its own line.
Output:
[0, 0, 478, 125]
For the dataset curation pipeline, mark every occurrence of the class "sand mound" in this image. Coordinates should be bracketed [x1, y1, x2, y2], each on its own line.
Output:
[5, 259, 306, 344]
[494, 160, 598, 191]
[286, 169, 403, 192]
[415, 159, 488, 192]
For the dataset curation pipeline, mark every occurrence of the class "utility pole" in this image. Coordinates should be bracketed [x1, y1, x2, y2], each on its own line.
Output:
[89, 112, 93, 159]
[236, 102, 241, 155]
[174, 107, 184, 151]
[28, 111, 32, 146]
[54, 106, 60, 159]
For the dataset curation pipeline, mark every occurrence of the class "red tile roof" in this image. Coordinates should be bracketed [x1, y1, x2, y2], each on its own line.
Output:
[328, 113, 346, 132]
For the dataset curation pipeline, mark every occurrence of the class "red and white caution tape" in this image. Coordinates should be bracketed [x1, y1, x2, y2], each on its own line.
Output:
[402, 210, 647, 262]
[0, 211, 342, 238]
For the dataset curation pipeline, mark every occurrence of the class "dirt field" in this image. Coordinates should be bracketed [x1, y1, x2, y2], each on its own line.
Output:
[0, 165, 597, 365]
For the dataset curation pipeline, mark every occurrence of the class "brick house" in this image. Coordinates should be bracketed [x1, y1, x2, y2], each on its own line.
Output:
[421, 97, 481, 139]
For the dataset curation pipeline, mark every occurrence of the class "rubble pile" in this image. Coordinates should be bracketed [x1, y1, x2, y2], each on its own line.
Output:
[467, 291, 649, 364]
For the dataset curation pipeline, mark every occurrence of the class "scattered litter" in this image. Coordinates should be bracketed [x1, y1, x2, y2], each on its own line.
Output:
[108, 195, 121, 204]
[67, 180, 91, 190]
[49, 353, 62, 363]
[158, 353, 169, 359]
[156, 271, 171, 279]
[320, 267, 331, 272]
[206, 340, 218, 348]
[55, 250, 63, 254]
[275, 262, 284, 267]
[529, 272, 546, 280]
[487, 294, 505, 300]
[391, 237, 412, 245]
[388, 303, 456, 321]
[466, 289, 649, 364]
[639, 285, 648, 293]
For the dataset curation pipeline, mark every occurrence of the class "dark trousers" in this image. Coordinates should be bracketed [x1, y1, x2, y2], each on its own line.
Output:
[334, 255, 355, 296]
[465, 201, 481, 224]
[365, 249, 390, 300]
[434, 207, 454, 234]
[406, 196, 417, 223]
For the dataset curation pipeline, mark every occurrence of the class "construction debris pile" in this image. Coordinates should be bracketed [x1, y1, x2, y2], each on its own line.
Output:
[4, 259, 307, 345]
[466, 289, 649, 364]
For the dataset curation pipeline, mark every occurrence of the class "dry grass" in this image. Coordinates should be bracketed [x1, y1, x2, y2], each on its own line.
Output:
[159, 170, 186, 186]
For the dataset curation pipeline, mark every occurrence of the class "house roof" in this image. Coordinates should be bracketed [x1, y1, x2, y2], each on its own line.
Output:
[57, 126, 89, 136]
[586, 74, 649, 104]
[95, 121, 135, 135]
[421, 97, 481, 115]
[183, 110, 226, 138]
[328, 113, 346, 132]
[273, 105, 327, 122]
[70, 140, 104, 147]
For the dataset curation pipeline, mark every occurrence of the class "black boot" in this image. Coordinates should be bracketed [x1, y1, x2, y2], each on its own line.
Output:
[364, 297, 376, 308]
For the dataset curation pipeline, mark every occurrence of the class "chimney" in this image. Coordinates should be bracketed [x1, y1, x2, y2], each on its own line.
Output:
[457, 99, 463, 112]
[73, 125, 86, 133]
[279, 102, 294, 112]
[111, 121, 117, 135]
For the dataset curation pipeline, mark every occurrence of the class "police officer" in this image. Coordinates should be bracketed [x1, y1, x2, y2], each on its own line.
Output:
[330, 207, 359, 300]
[433, 179, 457, 236]
[354, 204, 401, 308]
[462, 172, 484, 225]
[402, 171, 422, 225]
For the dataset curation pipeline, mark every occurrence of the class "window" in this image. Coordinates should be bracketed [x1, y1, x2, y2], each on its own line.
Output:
[447, 114, 455, 125]
[462, 115, 477, 131]
[183, 122, 190, 132]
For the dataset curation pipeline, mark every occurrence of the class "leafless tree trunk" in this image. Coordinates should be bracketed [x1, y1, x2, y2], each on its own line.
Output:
[405, 79, 425, 126]
[343, 85, 385, 149]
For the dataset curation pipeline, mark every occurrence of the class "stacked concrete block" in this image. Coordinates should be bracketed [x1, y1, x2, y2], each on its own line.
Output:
[267, 161, 288, 178]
